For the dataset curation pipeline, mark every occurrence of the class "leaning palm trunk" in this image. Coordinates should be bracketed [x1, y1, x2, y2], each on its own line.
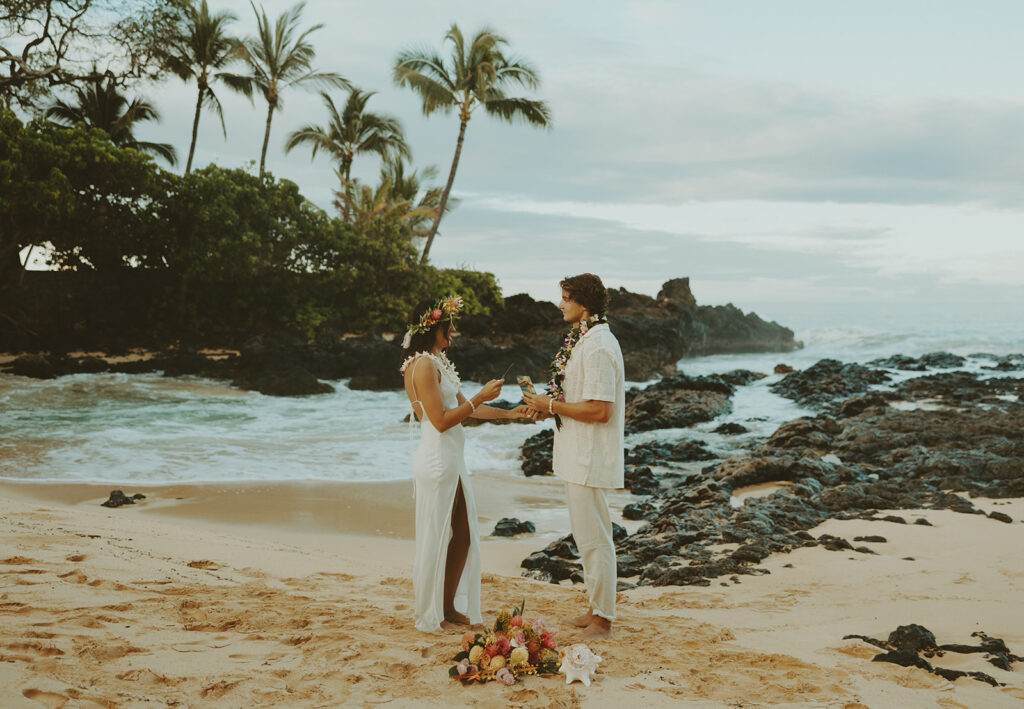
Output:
[185, 86, 205, 174]
[421, 116, 468, 264]
[259, 101, 275, 180]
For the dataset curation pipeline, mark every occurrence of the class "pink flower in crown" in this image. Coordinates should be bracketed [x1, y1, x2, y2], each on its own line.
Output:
[430, 308, 443, 320]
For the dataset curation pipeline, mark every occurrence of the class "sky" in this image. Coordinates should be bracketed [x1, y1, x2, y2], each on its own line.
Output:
[32, 1, 1024, 322]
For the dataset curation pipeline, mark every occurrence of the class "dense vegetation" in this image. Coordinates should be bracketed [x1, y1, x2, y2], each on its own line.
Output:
[0, 1, 548, 349]
[0, 112, 501, 348]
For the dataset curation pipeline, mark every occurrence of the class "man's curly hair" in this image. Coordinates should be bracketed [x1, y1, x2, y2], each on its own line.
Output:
[560, 273, 610, 316]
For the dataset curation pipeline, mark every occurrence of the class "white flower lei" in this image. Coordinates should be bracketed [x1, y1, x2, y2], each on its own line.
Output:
[399, 351, 461, 389]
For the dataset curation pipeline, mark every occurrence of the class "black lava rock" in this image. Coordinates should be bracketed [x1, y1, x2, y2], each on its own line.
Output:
[492, 518, 536, 536]
[101, 490, 144, 508]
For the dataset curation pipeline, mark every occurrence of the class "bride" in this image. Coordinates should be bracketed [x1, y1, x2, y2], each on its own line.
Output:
[399, 295, 514, 631]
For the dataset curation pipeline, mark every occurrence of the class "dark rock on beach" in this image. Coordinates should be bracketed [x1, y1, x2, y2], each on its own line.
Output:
[843, 625, 1023, 686]
[101, 490, 145, 508]
[10, 353, 56, 379]
[769, 359, 891, 410]
[623, 372, 762, 434]
[491, 518, 536, 537]
[713, 422, 749, 435]
[521, 430, 554, 477]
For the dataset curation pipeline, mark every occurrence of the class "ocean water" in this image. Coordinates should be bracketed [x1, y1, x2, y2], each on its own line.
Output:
[1, 314, 1021, 485]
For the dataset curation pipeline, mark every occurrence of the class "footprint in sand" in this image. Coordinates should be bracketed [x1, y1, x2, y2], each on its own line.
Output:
[187, 560, 221, 570]
[2, 556, 37, 565]
[65, 554, 86, 562]
[21, 688, 69, 708]
[57, 570, 88, 584]
[6, 641, 64, 657]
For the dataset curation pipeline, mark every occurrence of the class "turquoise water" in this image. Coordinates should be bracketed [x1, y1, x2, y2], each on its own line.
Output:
[1, 317, 1020, 485]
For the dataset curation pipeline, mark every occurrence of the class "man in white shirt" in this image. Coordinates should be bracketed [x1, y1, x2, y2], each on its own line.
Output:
[522, 273, 625, 640]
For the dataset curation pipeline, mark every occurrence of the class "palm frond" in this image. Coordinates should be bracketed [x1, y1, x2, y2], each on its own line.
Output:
[482, 96, 551, 126]
[132, 140, 178, 166]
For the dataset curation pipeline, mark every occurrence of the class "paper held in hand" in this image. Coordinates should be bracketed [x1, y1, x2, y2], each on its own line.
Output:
[517, 376, 536, 396]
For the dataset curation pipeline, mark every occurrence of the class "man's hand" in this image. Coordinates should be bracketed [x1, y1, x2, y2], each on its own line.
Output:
[522, 391, 552, 413]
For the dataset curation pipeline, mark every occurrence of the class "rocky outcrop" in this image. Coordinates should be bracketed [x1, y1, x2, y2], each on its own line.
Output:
[520, 359, 1024, 587]
[769, 359, 891, 410]
[1, 278, 799, 394]
[625, 371, 763, 434]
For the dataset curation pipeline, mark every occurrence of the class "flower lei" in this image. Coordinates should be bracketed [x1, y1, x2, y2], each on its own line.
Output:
[399, 351, 461, 389]
[401, 294, 464, 349]
[546, 314, 607, 429]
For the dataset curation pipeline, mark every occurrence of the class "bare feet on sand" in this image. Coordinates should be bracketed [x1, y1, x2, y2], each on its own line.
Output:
[568, 611, 595, 628]
[442, 611, 471, 626]
[577, 617, 612, 640]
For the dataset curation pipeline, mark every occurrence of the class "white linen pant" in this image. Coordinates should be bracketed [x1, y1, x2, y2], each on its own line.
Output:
[565, 481, 616, 621]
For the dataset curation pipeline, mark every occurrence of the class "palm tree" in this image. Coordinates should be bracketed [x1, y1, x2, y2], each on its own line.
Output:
[394, 23, 551, 263]
[379, 157, 454, 240]
[239, 1, 349, 180]
[334, 175, 438, 233]
[45, 77, 177, 165]
[285, 88, 409, 188]
[162, 0, 250, 174]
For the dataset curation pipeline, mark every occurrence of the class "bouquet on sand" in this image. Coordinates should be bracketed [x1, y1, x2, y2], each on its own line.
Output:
[449, 601, 560, 685]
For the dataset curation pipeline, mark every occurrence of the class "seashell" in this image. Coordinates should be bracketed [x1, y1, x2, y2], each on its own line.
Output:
[558, 643, 602, 686]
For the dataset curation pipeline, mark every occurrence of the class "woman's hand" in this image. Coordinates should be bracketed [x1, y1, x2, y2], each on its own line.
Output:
[476, 379, 504, 403]
[514, 404, 549, 421]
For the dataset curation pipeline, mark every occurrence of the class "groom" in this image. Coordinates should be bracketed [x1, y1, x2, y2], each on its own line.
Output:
[521, 273, 625, 640]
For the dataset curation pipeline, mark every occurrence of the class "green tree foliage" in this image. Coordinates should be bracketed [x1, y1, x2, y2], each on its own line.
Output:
[1, 110, 499, 344]
[0, 0, 188, 110]
[394, 23, 551, 263]
[44, 75, 177, 165]
[0, 110, 165, 281]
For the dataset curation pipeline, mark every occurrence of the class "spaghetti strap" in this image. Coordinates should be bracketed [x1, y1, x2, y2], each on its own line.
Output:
[409, 355, 425, 421]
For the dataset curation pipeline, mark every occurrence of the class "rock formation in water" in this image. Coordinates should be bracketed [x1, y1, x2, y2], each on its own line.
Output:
[1, 277, 801, 395]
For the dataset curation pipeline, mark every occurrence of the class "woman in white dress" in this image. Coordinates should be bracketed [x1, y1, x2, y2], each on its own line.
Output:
[399, 295, 516, 631]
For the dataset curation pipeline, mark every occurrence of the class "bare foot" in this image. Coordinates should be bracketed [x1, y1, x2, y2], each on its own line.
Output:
[443, 611, 471, 626]
[567, 611, 595, 628]
[577, 618, 612, 641]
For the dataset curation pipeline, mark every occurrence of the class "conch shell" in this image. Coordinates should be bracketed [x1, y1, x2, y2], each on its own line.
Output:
[558, 643, 602, 686]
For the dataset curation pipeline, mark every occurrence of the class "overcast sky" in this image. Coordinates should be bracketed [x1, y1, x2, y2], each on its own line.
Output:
[107, 1, 1024, 316]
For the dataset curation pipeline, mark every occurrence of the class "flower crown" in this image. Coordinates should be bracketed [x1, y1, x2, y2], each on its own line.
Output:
[401, 294, 464, 348]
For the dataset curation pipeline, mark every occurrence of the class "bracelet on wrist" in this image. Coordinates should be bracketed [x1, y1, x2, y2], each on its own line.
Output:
[467, 398, 476, 413]
[548, 398, 555, 415]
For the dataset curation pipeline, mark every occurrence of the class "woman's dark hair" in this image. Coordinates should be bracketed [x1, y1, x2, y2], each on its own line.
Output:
[398, 298, 454, 368]
[560, 273, 610, 316]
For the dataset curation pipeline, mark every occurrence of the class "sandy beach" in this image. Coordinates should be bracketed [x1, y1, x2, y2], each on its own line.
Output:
[2, 478, 1023, 708]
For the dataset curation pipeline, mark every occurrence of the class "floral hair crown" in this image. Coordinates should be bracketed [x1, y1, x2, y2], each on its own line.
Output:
[402, 294, 464, 348]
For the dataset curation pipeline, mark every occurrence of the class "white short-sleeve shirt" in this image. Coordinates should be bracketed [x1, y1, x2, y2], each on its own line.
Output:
[551, 323, 625, 488]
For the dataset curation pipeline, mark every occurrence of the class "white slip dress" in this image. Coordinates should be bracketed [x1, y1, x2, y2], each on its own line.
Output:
[406, 354, 483, 632]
